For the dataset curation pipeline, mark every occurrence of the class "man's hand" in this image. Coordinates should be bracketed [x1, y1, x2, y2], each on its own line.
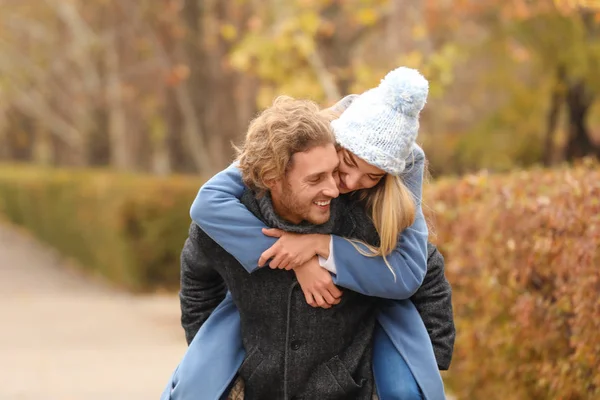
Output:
[258, 229, 330, 270]
[294, 257, 342, 309]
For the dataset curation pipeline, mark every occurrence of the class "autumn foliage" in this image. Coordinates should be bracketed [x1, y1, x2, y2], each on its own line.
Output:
[424, 158, 600, 399]
[0, 160, 599, 396]
[3, 1, 599, 177]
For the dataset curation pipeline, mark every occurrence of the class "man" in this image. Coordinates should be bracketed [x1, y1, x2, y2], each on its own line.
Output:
[177, 95, 454, 399]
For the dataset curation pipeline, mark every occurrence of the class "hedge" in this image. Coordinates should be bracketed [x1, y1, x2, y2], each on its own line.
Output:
[424, 158, 599, 399]
[0, 163, 203, 292]
[0, 159, 598, 397]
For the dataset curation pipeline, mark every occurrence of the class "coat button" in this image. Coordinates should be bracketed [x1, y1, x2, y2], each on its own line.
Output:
[291, 340, 302, 350]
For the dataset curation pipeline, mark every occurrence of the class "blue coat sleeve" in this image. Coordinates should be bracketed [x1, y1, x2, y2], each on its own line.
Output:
[190, 163, 276, 274]
[331, 144, 428, 300]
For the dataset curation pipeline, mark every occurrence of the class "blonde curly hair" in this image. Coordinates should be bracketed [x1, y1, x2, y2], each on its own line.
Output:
[235, 95, 335, 196]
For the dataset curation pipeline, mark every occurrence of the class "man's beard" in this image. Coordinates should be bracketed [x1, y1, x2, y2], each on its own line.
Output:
[279, 182, 313, 223]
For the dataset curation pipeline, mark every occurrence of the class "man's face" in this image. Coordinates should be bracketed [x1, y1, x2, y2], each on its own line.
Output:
[271, 144, 340, 225]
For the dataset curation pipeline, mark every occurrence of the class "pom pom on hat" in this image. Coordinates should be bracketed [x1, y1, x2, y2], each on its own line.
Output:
[331, 66, 429, 176]
[379, 67, 428, 117]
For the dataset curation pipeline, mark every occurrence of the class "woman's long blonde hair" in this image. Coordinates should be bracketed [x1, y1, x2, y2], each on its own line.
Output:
[321, 106, 418, 281]
[349, 170, 417, 281]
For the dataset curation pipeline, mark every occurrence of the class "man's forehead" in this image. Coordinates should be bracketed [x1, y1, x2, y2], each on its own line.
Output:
[290, 145, 339, 175]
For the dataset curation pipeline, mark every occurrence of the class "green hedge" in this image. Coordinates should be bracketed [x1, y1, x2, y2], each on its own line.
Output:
[0, 163, 203, 292]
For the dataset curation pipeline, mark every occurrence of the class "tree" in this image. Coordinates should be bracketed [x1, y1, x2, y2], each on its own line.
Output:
[452, 0, 600, 164]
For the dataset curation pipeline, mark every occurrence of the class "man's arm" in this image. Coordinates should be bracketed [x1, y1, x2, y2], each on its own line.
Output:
[411, 243, 456, 370]
[180, 221, 227, 345]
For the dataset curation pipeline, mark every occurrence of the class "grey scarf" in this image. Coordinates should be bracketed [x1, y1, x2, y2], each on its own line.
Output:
[241, 190, 338, 235]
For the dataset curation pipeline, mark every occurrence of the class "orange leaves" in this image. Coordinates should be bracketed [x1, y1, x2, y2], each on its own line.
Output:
[164, 64, 190, 87]
[424, 159, 600, 399]
[555, 0, 600, 14]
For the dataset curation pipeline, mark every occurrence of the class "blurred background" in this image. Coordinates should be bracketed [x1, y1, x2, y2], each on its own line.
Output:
[1, 0, 599, 176]
[0, 0, 599, 399]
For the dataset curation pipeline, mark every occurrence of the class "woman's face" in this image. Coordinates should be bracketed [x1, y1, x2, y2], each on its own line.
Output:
[337, 149, 386, 194]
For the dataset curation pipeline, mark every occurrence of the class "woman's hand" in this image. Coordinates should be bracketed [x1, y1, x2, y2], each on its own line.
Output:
[294, 257, 343, 309]
[258, 229, 330, 270]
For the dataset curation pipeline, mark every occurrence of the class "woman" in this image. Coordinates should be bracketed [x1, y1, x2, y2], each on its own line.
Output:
[162, 67, 445, 400]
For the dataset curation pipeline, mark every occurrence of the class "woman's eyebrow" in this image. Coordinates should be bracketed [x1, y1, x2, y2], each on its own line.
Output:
[346, 152, 359, 168]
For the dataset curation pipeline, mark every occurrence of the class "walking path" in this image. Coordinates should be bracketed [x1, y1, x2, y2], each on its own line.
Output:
[0, 223, 187, 400]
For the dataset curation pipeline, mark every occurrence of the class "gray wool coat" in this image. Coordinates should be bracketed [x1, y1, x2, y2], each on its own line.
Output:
[182, 193, 381, 399]
[181, 203, 456, 372]
[179, 192, 456, 399]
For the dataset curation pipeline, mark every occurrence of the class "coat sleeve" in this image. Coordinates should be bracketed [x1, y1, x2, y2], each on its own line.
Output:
[330, 144, 428, 299]
[190, 163, 276, 274]
[179, 222, 228, 345]
[410, 243, 456, 370]
[191, 147, 427, 300]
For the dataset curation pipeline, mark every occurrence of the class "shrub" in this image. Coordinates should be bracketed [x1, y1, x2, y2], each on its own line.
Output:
[424, 158, 600, 399]
[0, 164, 203, 292]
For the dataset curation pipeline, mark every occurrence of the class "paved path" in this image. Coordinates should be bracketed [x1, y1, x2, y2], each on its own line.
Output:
[0, 223, 187, 400]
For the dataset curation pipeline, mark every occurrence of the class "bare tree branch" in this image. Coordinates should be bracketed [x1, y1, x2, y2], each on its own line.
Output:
[0, 104, 8, 159]
[141, 21, 215, 173]
[105, 33, 130, 170]
[13, 90, 81, 147]
[299, 34, 342, 103]
[51, 0, 102, 92]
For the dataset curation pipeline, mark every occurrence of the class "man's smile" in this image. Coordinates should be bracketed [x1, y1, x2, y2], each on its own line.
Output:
[313, 199, 331, 209]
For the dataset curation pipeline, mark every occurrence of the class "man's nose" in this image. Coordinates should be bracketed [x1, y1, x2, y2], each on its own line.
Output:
[323, 175, 340, 198]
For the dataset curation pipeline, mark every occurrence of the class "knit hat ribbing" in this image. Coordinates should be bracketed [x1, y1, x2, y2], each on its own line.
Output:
[330, 67, 428, 176]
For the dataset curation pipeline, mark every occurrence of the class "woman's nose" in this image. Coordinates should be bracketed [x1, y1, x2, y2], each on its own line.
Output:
[345, 174, 360, 190]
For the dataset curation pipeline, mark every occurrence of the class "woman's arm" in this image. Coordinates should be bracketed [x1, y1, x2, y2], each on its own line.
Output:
[190, 163, 276, 274]
[192, 146, 428, 300]
[330, 144, 428, 300]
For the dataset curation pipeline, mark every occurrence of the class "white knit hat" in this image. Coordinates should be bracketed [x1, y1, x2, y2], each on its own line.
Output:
[331, 67, 428, 176]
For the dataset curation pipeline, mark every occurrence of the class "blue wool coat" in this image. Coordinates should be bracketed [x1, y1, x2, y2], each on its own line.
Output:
[162, 146, 447, 400]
